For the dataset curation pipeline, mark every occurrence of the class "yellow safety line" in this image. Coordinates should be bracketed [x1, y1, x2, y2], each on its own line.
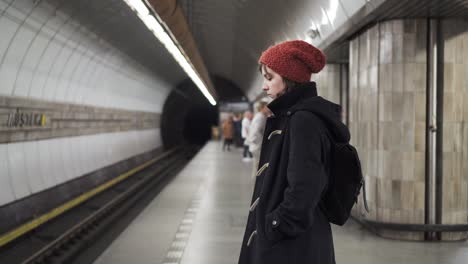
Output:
[0, 149, 176, 248]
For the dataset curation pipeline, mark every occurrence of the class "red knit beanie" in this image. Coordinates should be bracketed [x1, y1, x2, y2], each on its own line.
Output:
[259, 40, 326, 83]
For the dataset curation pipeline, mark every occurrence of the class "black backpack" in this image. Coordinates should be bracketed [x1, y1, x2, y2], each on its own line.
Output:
[320, 138, 369, 226]
[289, 110, 369, 226]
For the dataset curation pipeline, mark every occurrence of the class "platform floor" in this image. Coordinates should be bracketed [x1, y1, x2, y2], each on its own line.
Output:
[94, 141, 468, 264]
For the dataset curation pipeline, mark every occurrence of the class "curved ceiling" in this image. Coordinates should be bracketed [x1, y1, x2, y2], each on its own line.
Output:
[178, 0, 468, 100]
[20, 0, 468, 103]
[11, 0, 189, 90]
[177, 0, 369, 100]
[64, 0, 187, 85]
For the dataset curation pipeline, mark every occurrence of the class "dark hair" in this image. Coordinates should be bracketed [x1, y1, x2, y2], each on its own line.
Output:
[259, 63, 302, 92]
[283, 78, 301, 92]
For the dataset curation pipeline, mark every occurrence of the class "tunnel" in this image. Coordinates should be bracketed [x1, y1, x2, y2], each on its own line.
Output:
[161, 75, 245, 148]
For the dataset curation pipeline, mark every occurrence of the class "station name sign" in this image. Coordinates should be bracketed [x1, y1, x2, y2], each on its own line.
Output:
[4, 109, 47, 128]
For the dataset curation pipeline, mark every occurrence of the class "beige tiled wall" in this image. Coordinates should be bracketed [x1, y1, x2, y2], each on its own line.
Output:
[315, 64, 341, 104]
[440, 20, 468, 240]
[350, 19, 428, 240]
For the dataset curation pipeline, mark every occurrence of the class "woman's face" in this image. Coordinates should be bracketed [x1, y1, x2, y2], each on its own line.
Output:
[261, 65, 286, 99]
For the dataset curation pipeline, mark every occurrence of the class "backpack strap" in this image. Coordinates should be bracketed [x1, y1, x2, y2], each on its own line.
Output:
[353, 149, 370, 213]
[362, 179, 370, 212]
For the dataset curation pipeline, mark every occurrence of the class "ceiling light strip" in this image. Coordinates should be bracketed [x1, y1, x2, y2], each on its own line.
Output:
[124, 0, 217, 105]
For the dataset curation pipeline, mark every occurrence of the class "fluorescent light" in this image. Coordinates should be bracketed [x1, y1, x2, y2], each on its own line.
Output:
[123, 0, 217, 106]
[143, 15, 161, 32]
[128, 0, 149, 16]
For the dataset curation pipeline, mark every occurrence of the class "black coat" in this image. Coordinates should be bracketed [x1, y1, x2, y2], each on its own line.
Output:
[238, 82, 350, 264]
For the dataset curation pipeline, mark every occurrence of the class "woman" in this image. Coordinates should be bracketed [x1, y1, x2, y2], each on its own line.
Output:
[238, 40, 350, 264]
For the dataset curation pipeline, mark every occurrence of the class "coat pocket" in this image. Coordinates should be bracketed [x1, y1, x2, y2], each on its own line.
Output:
[264, 211, 285, 246]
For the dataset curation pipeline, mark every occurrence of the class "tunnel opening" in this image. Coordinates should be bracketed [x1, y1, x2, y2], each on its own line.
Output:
[183, 105, 218, 145]
[161, 76, 246, 149]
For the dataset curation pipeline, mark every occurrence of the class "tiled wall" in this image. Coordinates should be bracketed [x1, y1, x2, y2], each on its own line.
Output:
[0, 129, 161, 207]
[349, 19, 428, 240]
[0, 0, 171, 113]
[314, 64, 341, 105]
[0, 1, 169, 209]
[440, 20, 468, 240]
[0, 96, 160, 144]
[349, 22, 380, 224]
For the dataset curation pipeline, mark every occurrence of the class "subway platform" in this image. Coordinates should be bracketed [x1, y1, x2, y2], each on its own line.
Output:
[94, 141, 468, 264]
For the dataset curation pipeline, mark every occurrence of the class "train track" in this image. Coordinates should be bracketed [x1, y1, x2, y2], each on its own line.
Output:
[0, 146, 198, 264]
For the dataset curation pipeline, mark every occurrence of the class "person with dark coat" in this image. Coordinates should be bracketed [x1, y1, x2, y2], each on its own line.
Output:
[222, 115, 235, 151]
[238, 40, 350, 264]
[233, 113, 243, 147]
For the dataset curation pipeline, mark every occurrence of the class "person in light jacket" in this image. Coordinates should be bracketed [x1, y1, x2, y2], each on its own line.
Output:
[241, 111, 254, 161]
[245, 101, 270, 179]
[238, 40, 350, 264]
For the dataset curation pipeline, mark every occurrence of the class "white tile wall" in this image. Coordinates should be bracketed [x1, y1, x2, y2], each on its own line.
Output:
[69, 137, 81, 178]
[61, 138, 74, 181]
[0, 1, 8, 12]
[37, 138, 55, 189]
[29, 2, 51, 24]
[0, 4, 171, 113]
[0, 129, 162, 207]
[0, 144, 15, 205]
[49, 138, 66, 185]
[7, 143, 31, 200]
[1, 2, 169, 208]
[12, 0, 34, 13]
[0, 11, 18, 58]
[24, 141, 45, 193]
[76, 136, 87, 177]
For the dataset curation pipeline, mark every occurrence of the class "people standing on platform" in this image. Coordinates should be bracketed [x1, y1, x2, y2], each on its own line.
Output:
[241, 111, 253, 161]
[239, 40, 350, 264]
[222, 115, 234, 151]
[233, 113, 243, 147]
[245, 101, 270, 179]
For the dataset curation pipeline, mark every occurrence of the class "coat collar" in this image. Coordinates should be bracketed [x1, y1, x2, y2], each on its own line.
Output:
[267, 82, 318, 117]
